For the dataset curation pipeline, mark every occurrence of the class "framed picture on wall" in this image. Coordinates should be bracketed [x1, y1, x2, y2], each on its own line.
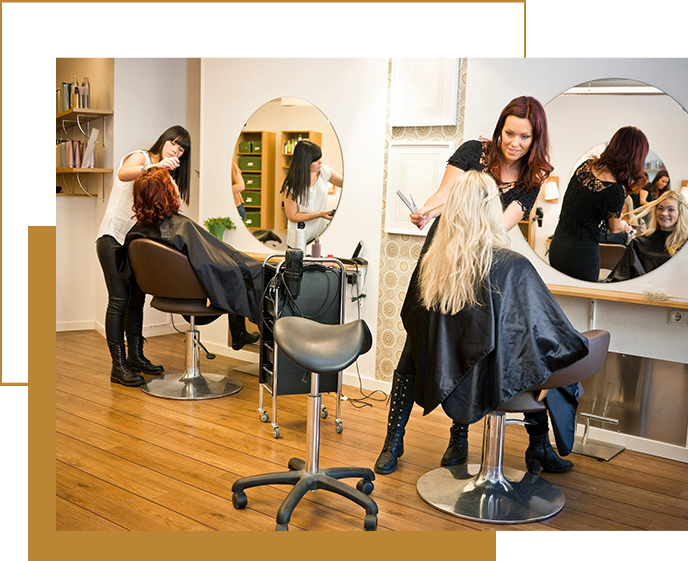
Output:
[390, 58, 459, 127]
[384, 142, 454, 236]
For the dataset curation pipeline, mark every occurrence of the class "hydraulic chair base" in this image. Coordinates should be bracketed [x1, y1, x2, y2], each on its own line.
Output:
[232, 457, 378, 531]
[417, 411, 565, 524]
[142, 327, 242, 400]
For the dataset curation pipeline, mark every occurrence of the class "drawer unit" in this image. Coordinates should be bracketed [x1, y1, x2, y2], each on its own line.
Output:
[244, 211, 261, 228]
[241, 191, 262, 206]
[238, 155, 262, 172]
[242, 173, 261, 189]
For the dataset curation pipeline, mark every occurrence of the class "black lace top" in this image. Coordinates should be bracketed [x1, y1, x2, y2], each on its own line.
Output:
[557, 160, 625, 241]
[447, 139, 540, 219]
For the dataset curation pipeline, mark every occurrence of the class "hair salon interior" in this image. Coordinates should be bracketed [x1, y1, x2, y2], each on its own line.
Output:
[56, 58, 688, 532]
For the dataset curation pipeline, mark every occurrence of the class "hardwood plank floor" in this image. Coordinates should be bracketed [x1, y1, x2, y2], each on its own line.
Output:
[56, 330, 688, 531]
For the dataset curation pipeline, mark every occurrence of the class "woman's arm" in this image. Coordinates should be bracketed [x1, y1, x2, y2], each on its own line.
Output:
[283, 194, 333, 223]
[117, 152, 180, 182]
[639, 189, 649, 205]
[503, 201, 525, 232]
[328, 168, 343, 188]
[608, 216, 632, 234]
[411, 165, 465, 230]
[231, 161, 245, 194]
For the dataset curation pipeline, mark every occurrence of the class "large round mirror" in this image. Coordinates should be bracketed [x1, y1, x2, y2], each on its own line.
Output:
[527, 78, 688, 282]
[232, 97, 343, 250]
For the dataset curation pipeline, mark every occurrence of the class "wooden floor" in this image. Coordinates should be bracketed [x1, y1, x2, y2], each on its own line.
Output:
[56, 330, 688, 531]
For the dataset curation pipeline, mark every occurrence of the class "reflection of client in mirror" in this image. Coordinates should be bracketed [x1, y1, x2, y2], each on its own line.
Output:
[549, 127, 649, 282]
[280, 140, 343, 247]
[608, 191, 688, 281]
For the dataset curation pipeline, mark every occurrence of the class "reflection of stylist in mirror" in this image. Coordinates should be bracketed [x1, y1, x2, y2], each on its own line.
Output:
[281, 140, 343, 247]
[639, 170, 671, 206]
[549, 127, 648, 282]
[231, 161, 247, 222]
[375, 97, 569, 477]
[608, 190, 688, 281]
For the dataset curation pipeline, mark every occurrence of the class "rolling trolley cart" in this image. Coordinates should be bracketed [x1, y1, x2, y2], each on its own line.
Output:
[258, 255, 346, 438]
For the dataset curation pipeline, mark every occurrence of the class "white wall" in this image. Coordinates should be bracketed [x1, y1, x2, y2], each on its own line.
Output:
[463, 58, 688, 364]
[199, 58, 388, 381]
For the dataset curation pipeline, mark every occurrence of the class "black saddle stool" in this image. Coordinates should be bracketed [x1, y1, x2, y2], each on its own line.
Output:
[416, 329, 610, 524]
[128, 239, 242, 400]
[232, 317, 379, 531]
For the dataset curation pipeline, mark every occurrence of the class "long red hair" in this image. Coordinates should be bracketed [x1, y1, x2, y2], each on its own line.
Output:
[593, 126, 649, 195]
[485, 96, 553, 193]
[132, 168, 181, 223]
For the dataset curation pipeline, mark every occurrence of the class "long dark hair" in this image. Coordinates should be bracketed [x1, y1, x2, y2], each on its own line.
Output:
[484, 96, 553, 193]
[593, 126, 649, 195]
[132, 168, 180, 224]
[649, 170, 671, 199]
[280, 140, 322, 206]
[148, 125, 192, 204]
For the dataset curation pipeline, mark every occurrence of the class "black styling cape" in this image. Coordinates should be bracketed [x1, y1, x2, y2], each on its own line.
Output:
[401, 249, 590, 455]
[119, 214, 262, 325]
[607, 230, 671, 282]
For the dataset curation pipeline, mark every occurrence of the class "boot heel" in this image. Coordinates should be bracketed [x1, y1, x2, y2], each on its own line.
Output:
[397, 443, 404, 459]
[527, 458, 541, 474]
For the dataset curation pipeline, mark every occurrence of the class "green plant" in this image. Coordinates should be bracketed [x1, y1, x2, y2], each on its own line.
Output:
[203, 216, 237, 231]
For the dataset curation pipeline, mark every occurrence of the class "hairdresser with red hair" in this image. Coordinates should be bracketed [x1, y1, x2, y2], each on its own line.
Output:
[375, 96, 573, 477]
[549, 126, 648, 282]
[119, 168, 262, 356]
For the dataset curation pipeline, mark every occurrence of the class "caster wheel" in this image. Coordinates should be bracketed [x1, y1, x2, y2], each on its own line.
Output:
[364, 514, 377, 531]
[232, 492, 247, 509]
[335, 420, 343, 434]
[259, 411, 269, 423]
[320, 406, 328, 419]
[273, 426, 280, 439]
[356, 479, 374, 495]
[275, 523, 289, 531]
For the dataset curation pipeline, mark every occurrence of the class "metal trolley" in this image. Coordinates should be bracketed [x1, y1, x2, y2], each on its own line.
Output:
[258, 254, 346, 439]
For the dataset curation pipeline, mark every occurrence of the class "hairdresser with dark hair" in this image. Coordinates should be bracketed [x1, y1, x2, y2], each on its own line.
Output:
[549, 126, 648, 282]
[640, 169, 671, 206]
[96, 125, 192, 387]
[376, 97, 567, 476]
[119, 168, 262, 353]
[281, 140, 343, 247]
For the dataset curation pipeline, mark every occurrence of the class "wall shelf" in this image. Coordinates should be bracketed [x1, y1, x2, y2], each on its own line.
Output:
[56, 108, 113, 130]
[547, 283, 688, 310]
[56, 168, 113, 174]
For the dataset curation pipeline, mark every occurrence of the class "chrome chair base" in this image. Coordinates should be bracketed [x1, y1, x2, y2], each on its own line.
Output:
[142, 373, 242, 400]
[417, 464, 565, 524]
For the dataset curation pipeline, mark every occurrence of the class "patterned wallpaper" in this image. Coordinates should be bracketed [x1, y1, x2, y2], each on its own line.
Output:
[375, 59, 468, 382]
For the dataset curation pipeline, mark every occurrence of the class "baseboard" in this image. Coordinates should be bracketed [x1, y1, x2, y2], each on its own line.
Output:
[91, 320, 179, 340]
[56, 320, 95, 332]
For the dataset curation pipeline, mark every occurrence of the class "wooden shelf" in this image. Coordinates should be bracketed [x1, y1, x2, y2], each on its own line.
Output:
[56, 192, 97, 198]
[57, 108, 113, 130]
[547, 283, 688, 310]
[57, 168, 112, 174]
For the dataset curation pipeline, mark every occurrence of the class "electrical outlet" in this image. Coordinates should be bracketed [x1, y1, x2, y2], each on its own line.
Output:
[667, 309, 687, 326]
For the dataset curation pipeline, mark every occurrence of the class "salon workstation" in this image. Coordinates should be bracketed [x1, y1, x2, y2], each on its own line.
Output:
[56, 58, 688, 531]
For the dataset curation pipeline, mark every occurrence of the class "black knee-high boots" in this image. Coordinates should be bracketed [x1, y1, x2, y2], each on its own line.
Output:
[524, 411, 574, 473]
[374, 370, 415, 474]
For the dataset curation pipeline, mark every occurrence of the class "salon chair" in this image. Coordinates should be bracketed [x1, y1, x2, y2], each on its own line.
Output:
[252, 229, 282, 244]
[599, 243, 627, 271]
[232, 316, 379, 531]
[127, 239, 242, 400]
[417, 329, 610, 524]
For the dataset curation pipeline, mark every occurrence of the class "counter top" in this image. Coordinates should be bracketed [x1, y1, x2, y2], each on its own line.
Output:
[547, 284, 688, 310]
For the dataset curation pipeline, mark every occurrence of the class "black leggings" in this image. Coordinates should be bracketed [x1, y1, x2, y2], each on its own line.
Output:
[396, 339, 549, 433]
[96, 235, 146, 345]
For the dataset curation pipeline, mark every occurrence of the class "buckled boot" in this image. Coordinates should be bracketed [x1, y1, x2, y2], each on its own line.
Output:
[525, 432, 574, 474]
[440, 422, 469, 466]
[229, 314, 260, 351]
[108, 342, 145, 387]
[127, 333, 164, 375]
[374, 370, 415, 474]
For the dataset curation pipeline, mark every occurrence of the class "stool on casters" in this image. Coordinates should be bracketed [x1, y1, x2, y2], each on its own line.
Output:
[232, 316, 379, 531]
[417, 329, 610, 524]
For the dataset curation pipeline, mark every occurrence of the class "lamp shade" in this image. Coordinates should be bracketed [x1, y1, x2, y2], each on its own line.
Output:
[544, 180, 559, 202]
[680, 186, 688, 201]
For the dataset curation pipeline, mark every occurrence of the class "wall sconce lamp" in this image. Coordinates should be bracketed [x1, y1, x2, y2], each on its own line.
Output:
[680, 180, 688, 204]
[543, 176, 559, 202]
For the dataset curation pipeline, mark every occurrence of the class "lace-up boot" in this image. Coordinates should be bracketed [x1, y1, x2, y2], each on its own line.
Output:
[440, 422, 469, 466]
[374, 370, 415, 474]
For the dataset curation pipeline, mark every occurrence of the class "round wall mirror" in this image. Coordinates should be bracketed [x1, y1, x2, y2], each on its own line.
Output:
[232, 97, 343, 250]
[525, 78, 688, 282]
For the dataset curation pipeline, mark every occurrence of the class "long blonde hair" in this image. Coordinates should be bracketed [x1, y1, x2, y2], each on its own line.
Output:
[642, 190, 688, 256]
[418, 171, 511, 314]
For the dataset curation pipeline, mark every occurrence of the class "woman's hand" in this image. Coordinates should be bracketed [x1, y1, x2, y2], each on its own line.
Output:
[319, 209, 335, 220]
[154, 156, 180, 171]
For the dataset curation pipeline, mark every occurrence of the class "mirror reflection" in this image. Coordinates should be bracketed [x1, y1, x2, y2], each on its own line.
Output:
[531, 78, 688, 282]
[232, 97, 343, 250]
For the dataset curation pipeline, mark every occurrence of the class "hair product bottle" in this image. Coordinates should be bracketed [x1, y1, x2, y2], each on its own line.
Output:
[71, 76, 80, 109]
[81, 77, 90, 108]
[311, 236, 321, 258]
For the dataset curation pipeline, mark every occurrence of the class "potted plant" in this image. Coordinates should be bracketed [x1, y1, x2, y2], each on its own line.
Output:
[203, 216, 236, 240]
